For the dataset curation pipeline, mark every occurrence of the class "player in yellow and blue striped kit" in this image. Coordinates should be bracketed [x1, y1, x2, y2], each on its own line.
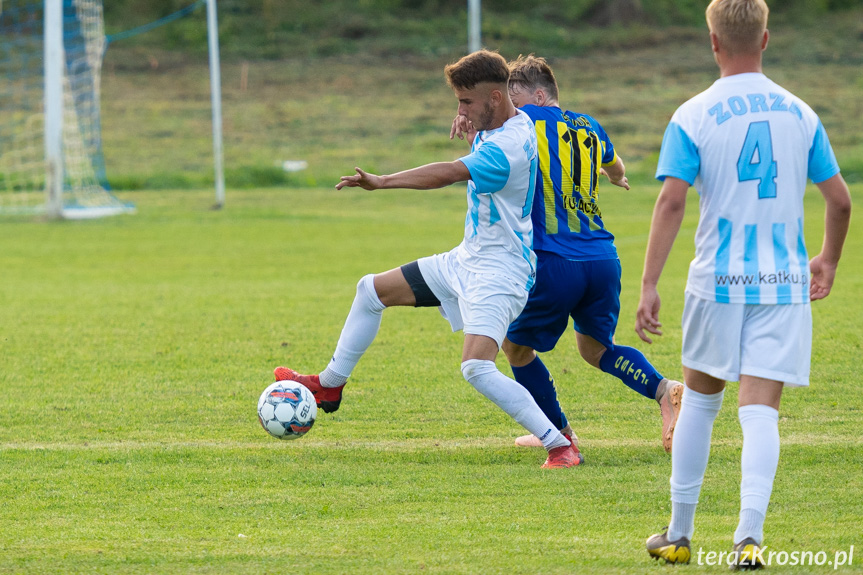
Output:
[453, 55, 684, 454]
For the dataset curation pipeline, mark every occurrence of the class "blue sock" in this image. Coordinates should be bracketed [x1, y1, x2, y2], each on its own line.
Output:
[511, 356, 568, 431]
[598, 345, 664, 400]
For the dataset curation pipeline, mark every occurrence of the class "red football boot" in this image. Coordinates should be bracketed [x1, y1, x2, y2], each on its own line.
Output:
[541, 434, 584, 469]
[274, 366, 344, 413]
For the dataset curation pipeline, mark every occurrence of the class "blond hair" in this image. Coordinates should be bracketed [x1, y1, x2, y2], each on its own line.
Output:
[508, 54, 559, 102]
[706, 0, 769, 55]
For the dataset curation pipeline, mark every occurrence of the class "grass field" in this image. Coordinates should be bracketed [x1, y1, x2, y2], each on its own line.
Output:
[2, 5, 861, 572]
[1, 182, 860, 573]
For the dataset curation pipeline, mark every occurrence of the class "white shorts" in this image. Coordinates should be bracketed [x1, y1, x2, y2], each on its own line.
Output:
[418, 248, 529, 348]
[681, 291, 812, 387]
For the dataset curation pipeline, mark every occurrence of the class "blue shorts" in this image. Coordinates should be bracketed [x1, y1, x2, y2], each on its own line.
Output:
[506, 252, 621, 353]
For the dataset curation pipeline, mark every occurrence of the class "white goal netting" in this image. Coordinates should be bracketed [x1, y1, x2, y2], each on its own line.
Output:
[0, 0, 132, 217]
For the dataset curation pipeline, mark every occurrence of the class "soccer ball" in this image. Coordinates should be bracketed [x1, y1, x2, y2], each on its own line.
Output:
[257, 380, 317, 440]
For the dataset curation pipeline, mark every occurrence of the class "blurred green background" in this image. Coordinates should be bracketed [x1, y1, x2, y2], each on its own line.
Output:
[96, 0, 863, 191]
[103, 0, 863, 59]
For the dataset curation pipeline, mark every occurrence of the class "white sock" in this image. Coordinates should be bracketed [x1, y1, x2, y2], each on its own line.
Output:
[667, 386, 725, 541]
[734, 404, 780, 545]
[669, 501, 696, 542]
[321, 274, 386, 388]
[461, 359, 569, 450]
[735, 509, 766, 546]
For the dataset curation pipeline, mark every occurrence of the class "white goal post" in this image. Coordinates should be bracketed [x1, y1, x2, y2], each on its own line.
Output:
[0, 0, 133, 218]
[206, 0, 225, 209]
[0, 0, 224, 218]
[468, 0, 481, 53]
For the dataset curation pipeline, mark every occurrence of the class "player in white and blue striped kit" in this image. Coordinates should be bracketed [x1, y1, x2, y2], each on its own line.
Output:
[638, 0, 852, 568]
[275, 50, 582, 469]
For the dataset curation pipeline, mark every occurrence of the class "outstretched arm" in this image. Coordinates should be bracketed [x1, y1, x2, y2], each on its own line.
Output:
[635, 176, 689, 343]
[336, 161, 471, 191]
[600, 156, 630, 190]
[809, 173, 852, 301]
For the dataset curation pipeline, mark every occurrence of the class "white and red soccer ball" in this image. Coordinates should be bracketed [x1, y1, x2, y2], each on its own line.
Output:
[257, 380, 317, 440]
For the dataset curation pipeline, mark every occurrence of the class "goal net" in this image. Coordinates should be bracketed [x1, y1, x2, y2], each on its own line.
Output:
[0, 0, 133, 218]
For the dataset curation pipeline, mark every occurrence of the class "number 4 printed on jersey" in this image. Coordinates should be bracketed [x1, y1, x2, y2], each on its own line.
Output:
[737, 121, 777, 199]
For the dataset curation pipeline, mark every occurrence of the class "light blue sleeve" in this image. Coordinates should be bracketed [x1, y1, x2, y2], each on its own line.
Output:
[655, 122, 700, 184]
[808, 120, 840, 184]
[460, 140, 510, 195]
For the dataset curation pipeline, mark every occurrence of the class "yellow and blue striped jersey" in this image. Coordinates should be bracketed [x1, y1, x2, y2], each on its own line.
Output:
[521, 104, 618, 261]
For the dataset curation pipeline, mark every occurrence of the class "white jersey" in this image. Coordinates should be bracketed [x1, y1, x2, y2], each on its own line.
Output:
[656, 73, 840, 304]
[457, 109, 538, 291]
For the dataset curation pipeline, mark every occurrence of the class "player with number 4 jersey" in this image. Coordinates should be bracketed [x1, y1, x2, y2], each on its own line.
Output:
[637, 0, 852, 567]
[657, 73, 839, 305]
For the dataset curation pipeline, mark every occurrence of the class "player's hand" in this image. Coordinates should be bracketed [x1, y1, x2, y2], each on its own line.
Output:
[335, 167, 382, 191]
[809, 254, 838, 301]
[450, 114, 476, 144]
[600, 168, 630, 190]
[635, 286, 663, 343]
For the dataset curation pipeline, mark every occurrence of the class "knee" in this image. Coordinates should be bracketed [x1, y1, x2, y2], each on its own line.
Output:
[578, 339, 607, 369]
[357, 274, 376, 294]
[356, 274, 386, 312]
[502, 339, 535, 367]
[461, 358, 496, 383]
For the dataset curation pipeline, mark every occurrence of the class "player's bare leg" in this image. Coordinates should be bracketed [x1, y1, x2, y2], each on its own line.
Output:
[275, 267, 415, 412]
